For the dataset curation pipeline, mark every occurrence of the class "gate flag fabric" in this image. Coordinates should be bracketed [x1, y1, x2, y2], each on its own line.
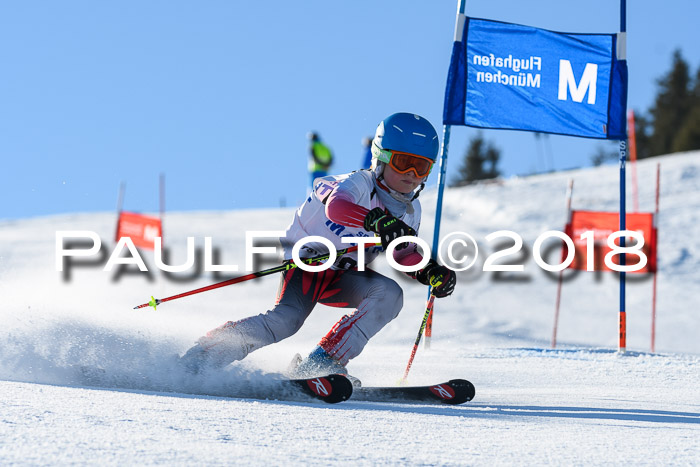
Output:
[564, 210, 657, 273]
[116, 211, 162, 250]
[443, 17, 627, 139]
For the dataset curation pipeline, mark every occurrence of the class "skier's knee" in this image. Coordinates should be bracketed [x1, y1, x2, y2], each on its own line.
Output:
[382, 279, 404, 319]
[259, 306, 308, 342]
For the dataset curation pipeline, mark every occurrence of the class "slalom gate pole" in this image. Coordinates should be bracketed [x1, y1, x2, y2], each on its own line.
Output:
[424, 0, 466, 348]
[425, 123, 453, 348]
[618, 143, 628, 352]
[402, 293, 436, 383]
[552, 179, 574, 348]
[618, 0, 628, 353]
[651, 162, 660, 352]
[115, 181, 125, 243]
[159, 173, 165, 245]
[133, 245, 359, 310]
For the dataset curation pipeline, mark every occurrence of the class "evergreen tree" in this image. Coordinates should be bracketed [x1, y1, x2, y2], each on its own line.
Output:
[632, 111, 653, 160]
[591, 142, 618, 166]
[453, 132, 501, 186]
[484, 143, 500, 179]
[648, 50, 691, 156]
[672, 66, 700, 153]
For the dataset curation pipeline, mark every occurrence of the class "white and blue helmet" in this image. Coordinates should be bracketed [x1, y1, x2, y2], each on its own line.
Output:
[371, 112, 440, 173]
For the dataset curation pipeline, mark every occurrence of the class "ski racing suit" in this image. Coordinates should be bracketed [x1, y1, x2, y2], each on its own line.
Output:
[187, 170, 424, 369]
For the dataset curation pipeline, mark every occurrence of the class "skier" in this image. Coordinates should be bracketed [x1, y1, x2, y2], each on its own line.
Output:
[180, 112, 456, 378]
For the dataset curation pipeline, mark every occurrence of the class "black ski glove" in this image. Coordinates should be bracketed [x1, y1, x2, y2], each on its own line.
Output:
[412, 259, 456, 298]
[363, 207, 415, 250]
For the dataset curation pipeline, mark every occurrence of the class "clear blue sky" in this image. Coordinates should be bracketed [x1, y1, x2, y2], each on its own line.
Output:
[1, 1, 698, 219]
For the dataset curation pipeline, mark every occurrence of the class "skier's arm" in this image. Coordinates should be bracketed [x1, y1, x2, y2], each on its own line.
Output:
[409, 259, 456, 298]
[393, 244, 423, 267]
[325, 191, 370, 228]
[395, 245, 456, 298]
[326, 191, 423, 259]
[363, 207, 415, 250]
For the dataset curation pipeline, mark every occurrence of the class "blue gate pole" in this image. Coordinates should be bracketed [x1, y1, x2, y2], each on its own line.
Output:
[431, 124, 453, 261]
[424, 0, 467, 349]
[424, 126, 452, 350]
[618, 0, 628, 352]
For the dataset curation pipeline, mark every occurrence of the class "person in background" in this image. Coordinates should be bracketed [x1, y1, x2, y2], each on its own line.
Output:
[308, 132, 333, 189]
[361, 136, 373, 169]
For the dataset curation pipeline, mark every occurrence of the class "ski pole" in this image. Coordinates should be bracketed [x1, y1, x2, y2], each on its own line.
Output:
[401, 278, 441, 382]
[133, 245, 359, 310]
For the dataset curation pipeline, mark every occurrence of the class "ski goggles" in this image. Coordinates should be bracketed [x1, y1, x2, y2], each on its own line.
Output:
[372, 144, 434, 178]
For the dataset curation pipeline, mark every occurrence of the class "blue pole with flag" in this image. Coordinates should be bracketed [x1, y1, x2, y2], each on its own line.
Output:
[618, 0, 628, 352]
[431, 0, 628, 350]
[424, 0, 467, 349]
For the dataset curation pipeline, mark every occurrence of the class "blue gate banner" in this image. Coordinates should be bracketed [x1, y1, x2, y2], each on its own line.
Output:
[444, 17, 627, 139]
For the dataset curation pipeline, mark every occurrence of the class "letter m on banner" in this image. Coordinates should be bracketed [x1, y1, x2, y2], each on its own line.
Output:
[115, 211, 162, 250]
[443, 16, 627, 139]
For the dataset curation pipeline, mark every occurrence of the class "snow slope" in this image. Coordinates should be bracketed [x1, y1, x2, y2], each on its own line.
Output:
[1, 152, 699, 465]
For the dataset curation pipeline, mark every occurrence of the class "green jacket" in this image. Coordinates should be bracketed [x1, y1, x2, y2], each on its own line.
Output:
[309, 141, 333, 172]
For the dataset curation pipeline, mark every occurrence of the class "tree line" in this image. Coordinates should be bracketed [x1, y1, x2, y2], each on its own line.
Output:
[453, 49, 700, 186]
[634, 49, 700, 160]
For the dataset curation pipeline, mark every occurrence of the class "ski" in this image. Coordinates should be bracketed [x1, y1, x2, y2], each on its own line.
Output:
[288, 374, 354, 404]
[352, 379, 475, 405]
[74, 365, 353, 404]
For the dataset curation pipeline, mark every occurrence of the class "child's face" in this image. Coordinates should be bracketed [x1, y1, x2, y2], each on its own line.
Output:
[382, 164, 425, 194]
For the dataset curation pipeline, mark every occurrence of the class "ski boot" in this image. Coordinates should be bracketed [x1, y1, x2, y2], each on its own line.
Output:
[289, 346, 362, 388]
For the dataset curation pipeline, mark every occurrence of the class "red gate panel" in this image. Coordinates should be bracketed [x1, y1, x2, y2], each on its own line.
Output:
[565, 210, 656, 273]
[116, 211, 162, 250]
